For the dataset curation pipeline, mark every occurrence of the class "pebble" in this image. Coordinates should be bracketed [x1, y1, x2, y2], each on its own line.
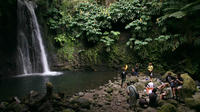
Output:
[99, 86, 103, 89]
[78, 92, 84, 97]
[90, 90, 95, 93]
[105, 101, 111, 105]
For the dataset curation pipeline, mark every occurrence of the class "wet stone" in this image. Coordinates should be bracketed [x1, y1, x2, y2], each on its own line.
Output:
[78, 92, 84, 97]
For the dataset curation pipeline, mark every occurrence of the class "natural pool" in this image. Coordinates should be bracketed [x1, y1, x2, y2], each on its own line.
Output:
[0, 71, 117, 100]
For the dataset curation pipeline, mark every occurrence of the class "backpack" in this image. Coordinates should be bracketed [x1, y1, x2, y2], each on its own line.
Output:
[129, 85, 139, 99]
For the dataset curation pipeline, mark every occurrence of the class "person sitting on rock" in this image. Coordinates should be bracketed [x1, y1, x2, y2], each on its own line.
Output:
[160, 91, 166, 100]
[173, 74, 184, 99]
[121, 66, 127, 88]
[158, 81, 166, 99]
[149, 88, 158, 107]
[157, 75, 175, 99]
[146, 80, 154, 95]
[126, 82, 139, 111]
[158, 74, 173, 91]
[131, 68, 137, 76]
[139, 95, 148, 108]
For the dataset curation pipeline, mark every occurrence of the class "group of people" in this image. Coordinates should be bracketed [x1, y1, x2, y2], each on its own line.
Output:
[120, 63, 184, 110]
[121, 63, 140, 88]
[120, 63, 153, 88]
[158, 73, 184, 100]
[126, 81, 158, 110]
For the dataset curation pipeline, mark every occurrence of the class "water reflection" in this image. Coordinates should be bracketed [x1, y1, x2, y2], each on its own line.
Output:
[0, 71, 116, 100]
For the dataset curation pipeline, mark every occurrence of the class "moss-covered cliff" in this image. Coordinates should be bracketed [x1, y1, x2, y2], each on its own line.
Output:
[33, 0, 200, 80]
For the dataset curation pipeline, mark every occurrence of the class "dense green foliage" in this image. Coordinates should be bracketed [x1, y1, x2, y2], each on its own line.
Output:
[41, 0, 200, 79]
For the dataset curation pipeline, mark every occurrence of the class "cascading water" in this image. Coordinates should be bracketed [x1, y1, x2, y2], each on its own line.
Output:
[17, 0, 57, 75]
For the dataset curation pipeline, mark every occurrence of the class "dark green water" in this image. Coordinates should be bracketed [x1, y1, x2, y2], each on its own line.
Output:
[0, 71, 116, 100]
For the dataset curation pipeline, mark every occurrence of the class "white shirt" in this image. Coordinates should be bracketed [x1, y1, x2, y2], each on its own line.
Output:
[147, 82, 154, 88]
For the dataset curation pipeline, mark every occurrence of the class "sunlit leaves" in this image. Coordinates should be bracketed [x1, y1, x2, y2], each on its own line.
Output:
[100, 31, 120, 47]
[155, 35, 170, 42]
[54, 34, 67, 47]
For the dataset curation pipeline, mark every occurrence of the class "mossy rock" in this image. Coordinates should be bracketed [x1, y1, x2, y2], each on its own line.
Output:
[158, 103, 176, 112]
[46, 82, 53, 96]
[185, 97, 200, 110]
[62, 109, 75, 112]
[70, 98, 91, 109]
[105, 94, 113, 102]
[143, 107, 158, 112]
[166, 99, 178, 107]
[46, 82, 53, 88]
[105, 88, 113, 94]
[161, 71, 176, 80]
[177, 105, 195, 112]
[180, 73, 196, 98]
[126, 76, 138, 84]
[157, 100, 167, 107]
[38, 101, 54, 112]
[62, 65, 73, 71]
[109, 44, 132, 64]
[162, 72, 196, 98]
[6, 102, 27, 112]
[134, 82, 145, 91]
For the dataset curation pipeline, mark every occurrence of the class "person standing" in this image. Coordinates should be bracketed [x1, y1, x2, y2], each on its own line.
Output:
[147, 63, 153, 79]
[127, 82, 139, 111]
[166, 73, 176, 99]
[135, 63, 139, 77]
[121, 66, 127, 88]
[125, 64, 128, 71]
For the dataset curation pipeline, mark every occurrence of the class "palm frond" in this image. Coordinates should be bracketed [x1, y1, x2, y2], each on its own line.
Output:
[181, 0, 200, 11]
[168, 11, 186, 19]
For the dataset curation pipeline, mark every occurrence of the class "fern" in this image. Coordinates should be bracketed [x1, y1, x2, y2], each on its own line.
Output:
[158, 0, 200, 22]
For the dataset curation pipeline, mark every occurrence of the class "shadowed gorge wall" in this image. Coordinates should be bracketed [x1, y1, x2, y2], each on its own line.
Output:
[0, 0, 17, 76]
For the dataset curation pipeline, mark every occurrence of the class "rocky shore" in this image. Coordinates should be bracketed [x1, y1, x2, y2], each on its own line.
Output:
[0, 71, 200, 112]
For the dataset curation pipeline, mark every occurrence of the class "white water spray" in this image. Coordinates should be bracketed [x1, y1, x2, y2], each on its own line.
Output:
[17, 0, 62, 76]
[24, 1, 50, 73]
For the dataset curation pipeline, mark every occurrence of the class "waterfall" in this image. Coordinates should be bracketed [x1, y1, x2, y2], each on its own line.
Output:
[17, 0, 50, 74]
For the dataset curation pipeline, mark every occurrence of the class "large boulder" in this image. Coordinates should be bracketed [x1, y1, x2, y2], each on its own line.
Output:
[126, 76, 138, 84]
[177, 105, 196, 112]
[185, 93, 200, 110]
[143, 107, 157, 112]
[38, 101, 54, 112]
[181, 73, 196, 98]
[134, 82, 145, 91]
[185, 98, 200, 111]
[6, 102, 28, 112]
[165, 99, 178, 107]
[62, 109, 75, 112]
[158, 103, 176, 112]
[70, 98, 91, 109]
[46, 82, 53, 97]
[161, 71, 176, 80]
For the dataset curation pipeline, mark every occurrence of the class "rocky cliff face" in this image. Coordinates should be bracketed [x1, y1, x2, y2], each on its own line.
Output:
[0, 0, 17, 76]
